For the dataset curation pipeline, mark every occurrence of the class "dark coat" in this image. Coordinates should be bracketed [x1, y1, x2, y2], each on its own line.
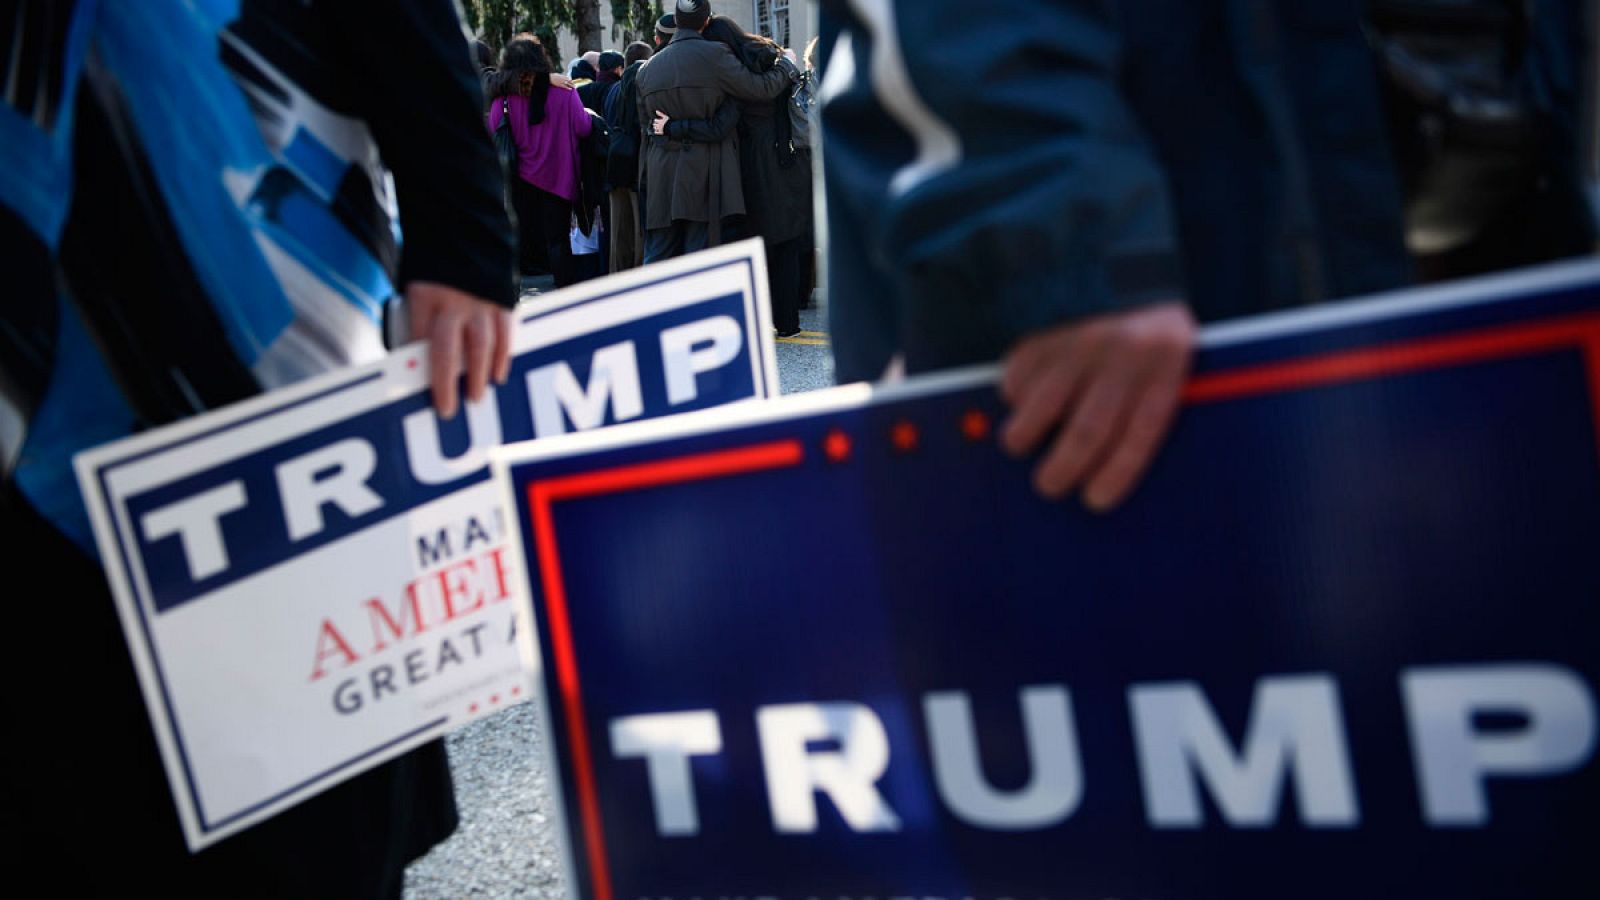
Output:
[820, 0, 1414, 382]
[605, 61, 647, 190]
[576, 109, 610, 233]
[635, 29, 798, 228]
[578, 73, 616, 114]
[663, 37, 812, 246]
[732, 93, 811, 246]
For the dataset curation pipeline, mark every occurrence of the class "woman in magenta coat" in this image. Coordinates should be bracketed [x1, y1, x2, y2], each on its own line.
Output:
[487, 36, 592, 287]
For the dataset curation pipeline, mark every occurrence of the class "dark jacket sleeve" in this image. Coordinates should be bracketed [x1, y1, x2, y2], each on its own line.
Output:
[821, 0, 1184, 369]
[665, 100, 742, 143]
[715, 50, 798, 103]
[605, 63, 644, 189]
[318, 0, 517, 308]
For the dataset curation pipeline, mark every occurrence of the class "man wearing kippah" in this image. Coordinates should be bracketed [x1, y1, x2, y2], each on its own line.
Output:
[636, 0, 800, 261]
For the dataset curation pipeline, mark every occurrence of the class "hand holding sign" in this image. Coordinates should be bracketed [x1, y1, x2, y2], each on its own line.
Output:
[494, 260, 1600, 899]
[407, 281, 515, 420]
[1000, 300, 1196, 511]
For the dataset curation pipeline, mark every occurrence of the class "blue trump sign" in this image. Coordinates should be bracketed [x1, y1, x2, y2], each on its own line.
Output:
[494, 260, 1600, 899]
[74, 241, 779, 851]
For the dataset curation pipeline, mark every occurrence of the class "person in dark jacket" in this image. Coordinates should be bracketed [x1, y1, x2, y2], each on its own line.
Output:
[606, 41, 655, 272]
[605, 42, 653, 121]
[472, 36, 497, 106]
[635, 0, 799, 262]
[1369, 0, 1597, 281]
[818, 0, 1413, 511]
[579, 49, 624, 114]
[659, 16, 812, 335]
[571, 49, 625, 275]
[1, 0, 517, 895]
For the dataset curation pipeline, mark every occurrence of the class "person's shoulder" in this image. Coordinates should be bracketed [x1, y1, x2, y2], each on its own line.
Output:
[663, 33, 719, 57]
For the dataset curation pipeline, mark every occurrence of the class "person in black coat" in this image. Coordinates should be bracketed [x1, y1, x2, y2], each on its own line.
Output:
[657, 15, 812, 335]
[1, 1, 518, 896]
[634, 0, 799, 262]
[605, 42, 655, 272]
[818, 0, 1415, 511]
[579, 50, 624, 114]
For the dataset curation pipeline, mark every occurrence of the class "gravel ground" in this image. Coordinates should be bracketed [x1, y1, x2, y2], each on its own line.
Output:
[403, 703, 567, 898]
[774, 305, 835, 394]
[402, 294, 833, 899]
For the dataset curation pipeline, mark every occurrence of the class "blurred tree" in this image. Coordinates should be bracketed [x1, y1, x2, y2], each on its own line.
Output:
[463, 0, 524, 51]
[572, 0, 603, 52]
[611, 0, 663, 44]
[462, 0, 617, 64]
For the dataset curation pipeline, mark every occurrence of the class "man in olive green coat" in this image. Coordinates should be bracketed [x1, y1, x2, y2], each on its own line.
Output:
[636, 0, 798, 261]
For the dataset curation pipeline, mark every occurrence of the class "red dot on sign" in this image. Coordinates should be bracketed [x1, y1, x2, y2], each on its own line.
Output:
[469, 703, 479, 714]
[406, 358, 419, 369]
[890, 420, 919, 453]
[824, 429, 852, 462]
[961, 409, 991, 442]
[490, 695, 501, 705]
[512, 686, 522, 696]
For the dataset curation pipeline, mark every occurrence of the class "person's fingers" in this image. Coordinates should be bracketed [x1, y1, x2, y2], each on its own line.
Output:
[408, 293, 438, 347]
[997, 301, 1195, 505]
[461, 312, 494, 406]
[429, 312, 464, 420]
[1081, 357, 1188, 512]
[1032, 369, 1134, 499]
[1000, 337, 1051, 406]
[492, 308, 513, 385]
[1000, 348, 1094, 457]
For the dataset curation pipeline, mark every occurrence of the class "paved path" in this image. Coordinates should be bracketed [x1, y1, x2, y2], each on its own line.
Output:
[774, 305, 833, 394]
[403, 293, 832, 898]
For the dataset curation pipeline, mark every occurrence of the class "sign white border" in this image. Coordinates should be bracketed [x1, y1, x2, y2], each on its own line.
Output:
[73, 240, 780, 850]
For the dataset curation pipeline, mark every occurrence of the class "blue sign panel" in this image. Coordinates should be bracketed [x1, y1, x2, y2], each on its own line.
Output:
[109, 247, 777, 612]
[496, 261, 1600, 899]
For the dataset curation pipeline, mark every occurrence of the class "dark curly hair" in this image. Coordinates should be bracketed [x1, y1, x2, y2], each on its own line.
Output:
[499, 34, 551, 78]
[488, 34, 553, 123]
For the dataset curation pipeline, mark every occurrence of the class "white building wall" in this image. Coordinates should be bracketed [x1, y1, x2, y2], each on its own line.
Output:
[549, 1, 814, 67]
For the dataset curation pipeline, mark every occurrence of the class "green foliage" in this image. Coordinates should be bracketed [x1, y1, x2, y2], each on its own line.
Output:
[532, 23, 563, 66]
[465, 0, 527, 50]
[463, 0, 609, 63]
[610, 0, 662, 44]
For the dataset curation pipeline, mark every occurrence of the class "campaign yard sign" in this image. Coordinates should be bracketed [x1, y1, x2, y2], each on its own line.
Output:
[493, 259, 1600, 899]
[74, 241, 780, 852]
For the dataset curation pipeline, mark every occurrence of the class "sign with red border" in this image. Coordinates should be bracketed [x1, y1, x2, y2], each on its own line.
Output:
[494, 260, 1600, 899]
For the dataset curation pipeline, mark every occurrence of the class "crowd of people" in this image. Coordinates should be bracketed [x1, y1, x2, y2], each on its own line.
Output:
[473, 0, 1597, 512]
[1, 0, 1594, 896]
[478, 0, 819, 336]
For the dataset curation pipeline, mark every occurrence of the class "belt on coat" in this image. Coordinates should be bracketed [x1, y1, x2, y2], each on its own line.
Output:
[647, 135, 694, 150]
